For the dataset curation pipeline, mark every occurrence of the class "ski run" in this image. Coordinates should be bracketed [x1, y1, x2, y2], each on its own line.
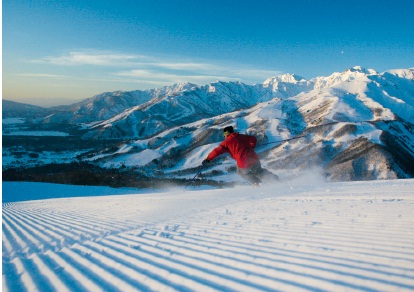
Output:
[2, 176, 414, 291]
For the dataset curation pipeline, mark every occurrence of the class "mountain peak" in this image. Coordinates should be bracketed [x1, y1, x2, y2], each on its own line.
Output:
[263, 73, 307, 85]
[346, 66, 377, 75]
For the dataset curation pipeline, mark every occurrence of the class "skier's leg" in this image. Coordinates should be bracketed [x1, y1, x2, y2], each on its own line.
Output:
[250, 162, 280, 183]
[237, 166, 261, 184]
[261, 169, 280, 182]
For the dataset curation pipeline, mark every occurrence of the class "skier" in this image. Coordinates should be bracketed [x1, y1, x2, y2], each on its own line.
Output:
[202, 126, 279, 186]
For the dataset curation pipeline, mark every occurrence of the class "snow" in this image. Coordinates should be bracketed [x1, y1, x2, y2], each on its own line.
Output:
[3, 177, 414, 291]
[167, 144, 216, 171]
[3, 66, 414, 176]
[2, 119, 70, 137]
[105, 149, 162, 167]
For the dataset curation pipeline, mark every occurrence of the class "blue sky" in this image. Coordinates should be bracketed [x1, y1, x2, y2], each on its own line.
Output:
[3, 0, 414, 106]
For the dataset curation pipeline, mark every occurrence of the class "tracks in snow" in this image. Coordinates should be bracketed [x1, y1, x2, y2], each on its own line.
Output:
[3, 183, 414, 291]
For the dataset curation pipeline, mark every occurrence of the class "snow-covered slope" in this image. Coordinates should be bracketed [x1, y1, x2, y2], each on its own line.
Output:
[3, 179, 414, 291]
[3, 66, 414, 182]
[74, 67, 414, 181]
[81, 81, 271, 139]
[40, 83, 197, 124]
[79, 67, 414, 140]
[263, 73, 313, 98]
[11, 73, 315, 139]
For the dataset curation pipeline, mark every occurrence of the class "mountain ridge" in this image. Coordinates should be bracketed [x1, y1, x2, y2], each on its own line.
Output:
[3, 66, 414, 184]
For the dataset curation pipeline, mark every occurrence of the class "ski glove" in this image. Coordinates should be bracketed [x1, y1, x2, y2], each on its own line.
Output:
[202, 159, 210, 166]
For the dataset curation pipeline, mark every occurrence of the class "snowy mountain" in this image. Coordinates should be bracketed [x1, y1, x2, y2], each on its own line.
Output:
[41, 83, 198, 124]
[80, 81, 271, 140]
[3, 66, 414, 183]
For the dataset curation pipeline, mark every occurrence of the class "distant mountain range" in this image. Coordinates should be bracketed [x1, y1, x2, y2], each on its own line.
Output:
[2, 100, 52, 119]
[3, 66, 414, 183]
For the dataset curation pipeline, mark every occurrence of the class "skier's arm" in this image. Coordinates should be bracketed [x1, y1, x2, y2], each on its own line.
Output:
[206, 144, 229, 161]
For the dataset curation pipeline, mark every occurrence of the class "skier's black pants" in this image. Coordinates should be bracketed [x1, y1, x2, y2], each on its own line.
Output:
[237, 162, 279, 184]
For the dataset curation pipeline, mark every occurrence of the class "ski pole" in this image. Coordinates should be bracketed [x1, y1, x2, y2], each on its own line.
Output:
[185, 165, 205, 189]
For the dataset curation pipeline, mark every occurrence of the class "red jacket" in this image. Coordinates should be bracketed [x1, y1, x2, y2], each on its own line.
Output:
[207, 132, 259, 168]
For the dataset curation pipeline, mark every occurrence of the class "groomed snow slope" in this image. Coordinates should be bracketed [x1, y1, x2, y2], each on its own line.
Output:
[2, 178, 414, 291]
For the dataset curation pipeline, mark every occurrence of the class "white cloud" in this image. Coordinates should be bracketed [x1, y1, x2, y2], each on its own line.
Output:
[149, 61, 221, 72]
[31, 50, 282, 86]
[35, 51, 145, 66]
[19, 73, 69, 79]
